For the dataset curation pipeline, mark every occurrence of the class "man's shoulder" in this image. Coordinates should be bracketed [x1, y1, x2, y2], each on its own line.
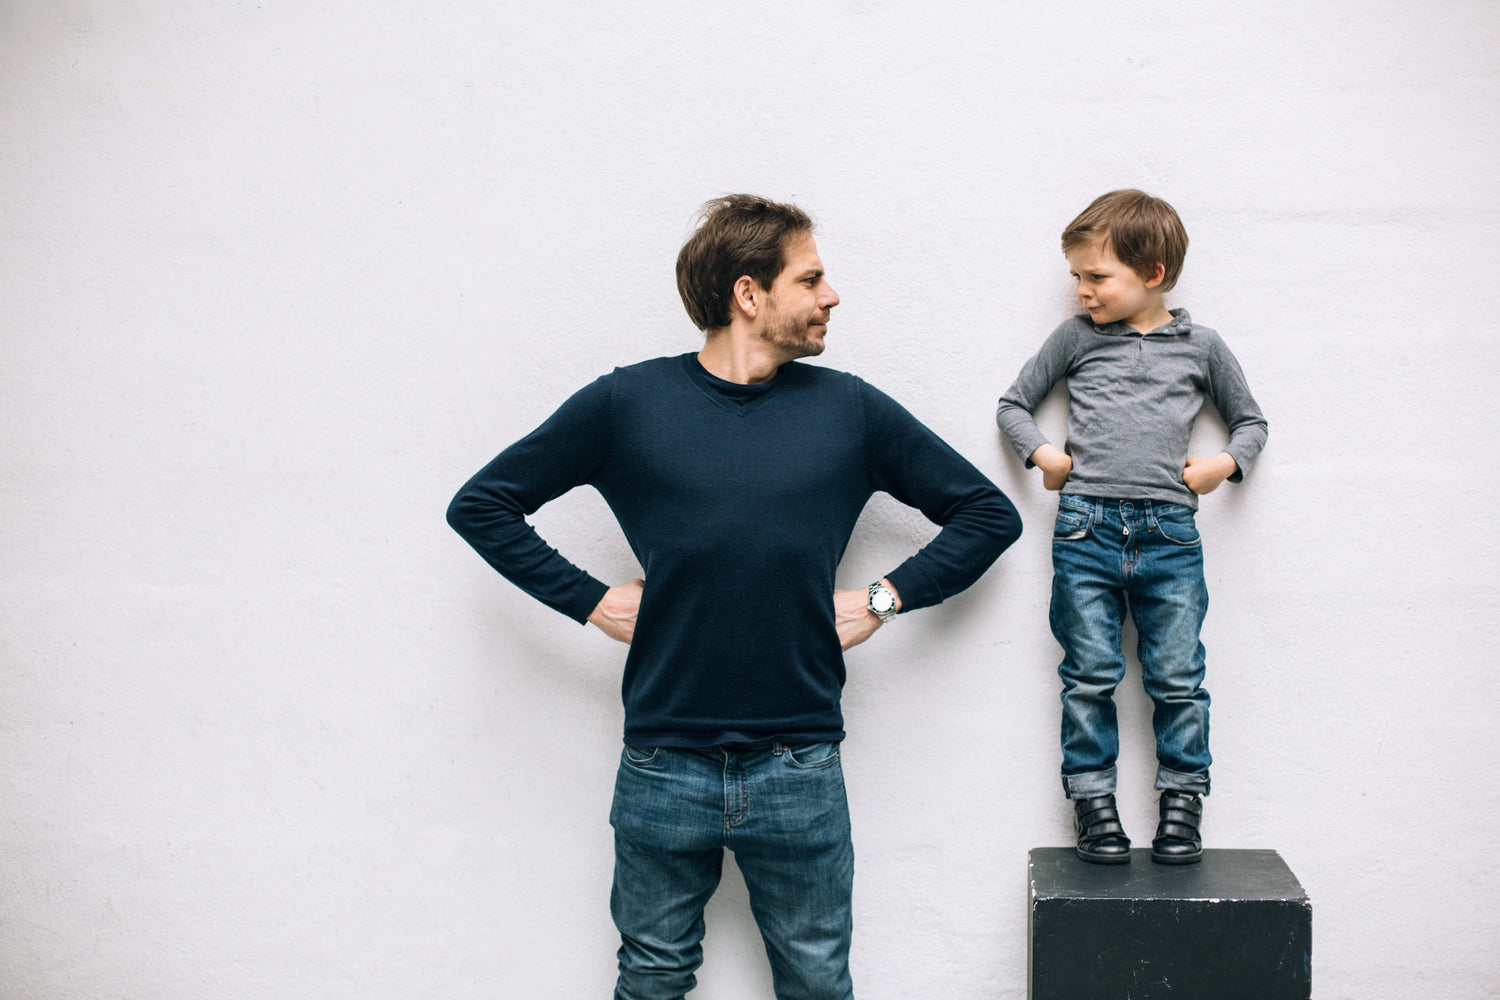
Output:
[782, 361, 893, 406]
[547, 355, 690, 415]
[611, 353, 690, 376]
[781, 359, 860, 386]
[592, 353, 692, 390]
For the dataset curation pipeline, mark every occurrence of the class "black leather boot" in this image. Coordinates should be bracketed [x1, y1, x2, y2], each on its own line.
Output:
[1073, 794, 1131, 864]
[1151, 790, 1203, 865]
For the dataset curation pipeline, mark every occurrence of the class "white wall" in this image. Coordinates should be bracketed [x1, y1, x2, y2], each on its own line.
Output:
[3, 2, 1496, 997]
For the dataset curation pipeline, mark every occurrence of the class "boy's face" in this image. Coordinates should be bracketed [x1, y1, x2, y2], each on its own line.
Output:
[1065, 240, 1168, 332]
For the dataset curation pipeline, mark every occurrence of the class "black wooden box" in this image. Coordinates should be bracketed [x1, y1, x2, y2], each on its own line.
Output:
[1028, 848, 1311, 999]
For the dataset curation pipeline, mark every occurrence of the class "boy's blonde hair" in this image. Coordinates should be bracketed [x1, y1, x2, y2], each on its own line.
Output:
[1062, 190, 1189, 292]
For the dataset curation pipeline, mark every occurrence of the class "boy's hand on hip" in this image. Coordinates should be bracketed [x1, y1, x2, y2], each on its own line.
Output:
[588, 578, 644, 644]
[1183, 452, 1238, 495]
[1032, 443, 1073, 491]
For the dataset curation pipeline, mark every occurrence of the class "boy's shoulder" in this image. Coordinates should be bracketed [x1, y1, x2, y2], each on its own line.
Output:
[1164, 308, 1225, 344]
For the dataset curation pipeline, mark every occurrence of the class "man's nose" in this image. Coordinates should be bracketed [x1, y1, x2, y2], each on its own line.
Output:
[821, 282, 840, 309]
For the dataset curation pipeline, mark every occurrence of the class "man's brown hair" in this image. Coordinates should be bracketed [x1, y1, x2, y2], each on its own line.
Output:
[1062, 189, 1189, 292]
[676, 194, 813, 332]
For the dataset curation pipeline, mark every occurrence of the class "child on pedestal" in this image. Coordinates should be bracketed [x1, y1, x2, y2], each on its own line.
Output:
[997, 190, 1268, 864]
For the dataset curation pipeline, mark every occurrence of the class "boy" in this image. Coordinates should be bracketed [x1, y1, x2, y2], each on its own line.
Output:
[996, 190, 1267, 865]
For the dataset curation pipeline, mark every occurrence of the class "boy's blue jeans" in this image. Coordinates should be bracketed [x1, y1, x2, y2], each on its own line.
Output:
[609, 742, 854, 1000]
[1050, 494, 1212, 800]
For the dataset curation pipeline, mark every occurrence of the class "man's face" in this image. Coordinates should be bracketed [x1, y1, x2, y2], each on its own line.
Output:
[758, 232, 840, 360]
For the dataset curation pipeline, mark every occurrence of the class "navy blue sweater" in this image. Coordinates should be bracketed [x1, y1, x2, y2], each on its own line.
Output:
[448, 354, 1020, 747]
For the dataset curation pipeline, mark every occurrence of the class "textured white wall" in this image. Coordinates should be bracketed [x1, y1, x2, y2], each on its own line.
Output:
[3, 2, 1497, 997]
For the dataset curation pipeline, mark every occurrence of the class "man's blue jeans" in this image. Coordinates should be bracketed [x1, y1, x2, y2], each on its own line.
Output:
[1050, 494, 1212, 799]
[609, 742, 854, 1000]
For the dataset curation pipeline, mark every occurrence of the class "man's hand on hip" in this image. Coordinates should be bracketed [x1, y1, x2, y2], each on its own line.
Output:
[834, 578, 901, 651]
[589, 579, 644, 644]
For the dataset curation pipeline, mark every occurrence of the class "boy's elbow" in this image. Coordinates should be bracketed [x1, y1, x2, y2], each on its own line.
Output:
[994, 399, 1017, 429]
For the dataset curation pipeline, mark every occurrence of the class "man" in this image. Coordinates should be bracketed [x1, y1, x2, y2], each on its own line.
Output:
[447, 194, 1020, 999]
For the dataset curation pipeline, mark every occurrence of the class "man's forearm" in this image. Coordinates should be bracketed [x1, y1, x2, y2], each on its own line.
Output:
[833, 577, 900, 651]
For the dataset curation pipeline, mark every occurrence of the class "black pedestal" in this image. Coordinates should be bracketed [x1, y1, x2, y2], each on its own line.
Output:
[1028, 848, 1311, 1000]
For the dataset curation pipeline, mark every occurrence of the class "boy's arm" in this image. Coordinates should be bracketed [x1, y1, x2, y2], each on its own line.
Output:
[1183, 452, 1239, 495]
[996, 322, 1076, 487]
[1192, 334, 1268, 491]
[1030, 443, 1074, 491]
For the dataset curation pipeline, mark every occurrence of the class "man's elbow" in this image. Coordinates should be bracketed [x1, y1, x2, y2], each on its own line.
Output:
[988, 494, 1024, 553]
[950, 490, 1022, 558]
[446, 490, 478, 538]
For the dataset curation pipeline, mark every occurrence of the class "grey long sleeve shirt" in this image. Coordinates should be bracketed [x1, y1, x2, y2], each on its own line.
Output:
[996, 309, 1267, 510]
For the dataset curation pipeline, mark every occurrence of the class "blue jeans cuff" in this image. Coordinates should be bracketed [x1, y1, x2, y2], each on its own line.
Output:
[1155, 765, 1210, 796]
[1061, 766, 1117, 799]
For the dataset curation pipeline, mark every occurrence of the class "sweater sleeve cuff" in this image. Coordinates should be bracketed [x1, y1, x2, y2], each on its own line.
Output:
[564, 577, 612, 625]
[885, 562, 942, 615]
[1224, 446, 1256, 483]
[1013, 432, 1049, 468]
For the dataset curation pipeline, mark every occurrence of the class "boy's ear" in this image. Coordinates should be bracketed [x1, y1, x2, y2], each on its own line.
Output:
[1143, 261, 1167, 289]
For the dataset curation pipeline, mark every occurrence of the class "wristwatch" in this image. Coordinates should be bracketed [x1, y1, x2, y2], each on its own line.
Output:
[866, 581, 898, 623]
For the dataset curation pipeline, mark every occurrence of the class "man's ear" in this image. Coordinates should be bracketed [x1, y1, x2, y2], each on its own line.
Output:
[1144, 262, 1167, 289]
[731, 274, 762, 318]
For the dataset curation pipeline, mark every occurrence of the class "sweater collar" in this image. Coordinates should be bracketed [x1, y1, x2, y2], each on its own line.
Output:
[1090, 307, 1193, 338]
[683, 353, 783, 411]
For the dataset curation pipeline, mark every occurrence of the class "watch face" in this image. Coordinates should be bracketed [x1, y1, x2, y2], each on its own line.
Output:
[871, 589, 895, 614]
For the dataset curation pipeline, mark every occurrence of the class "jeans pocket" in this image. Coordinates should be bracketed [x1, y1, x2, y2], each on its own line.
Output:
[781, 741, 841, 770]
[1053, 511, 1089, 541]
[622, 745, 662, 767]
[1054, 495, 1091, 540]
[1152, 506, 1202, 546]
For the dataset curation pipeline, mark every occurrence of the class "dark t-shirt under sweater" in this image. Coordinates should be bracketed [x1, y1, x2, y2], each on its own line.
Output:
[448, 354, 1021, 747]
